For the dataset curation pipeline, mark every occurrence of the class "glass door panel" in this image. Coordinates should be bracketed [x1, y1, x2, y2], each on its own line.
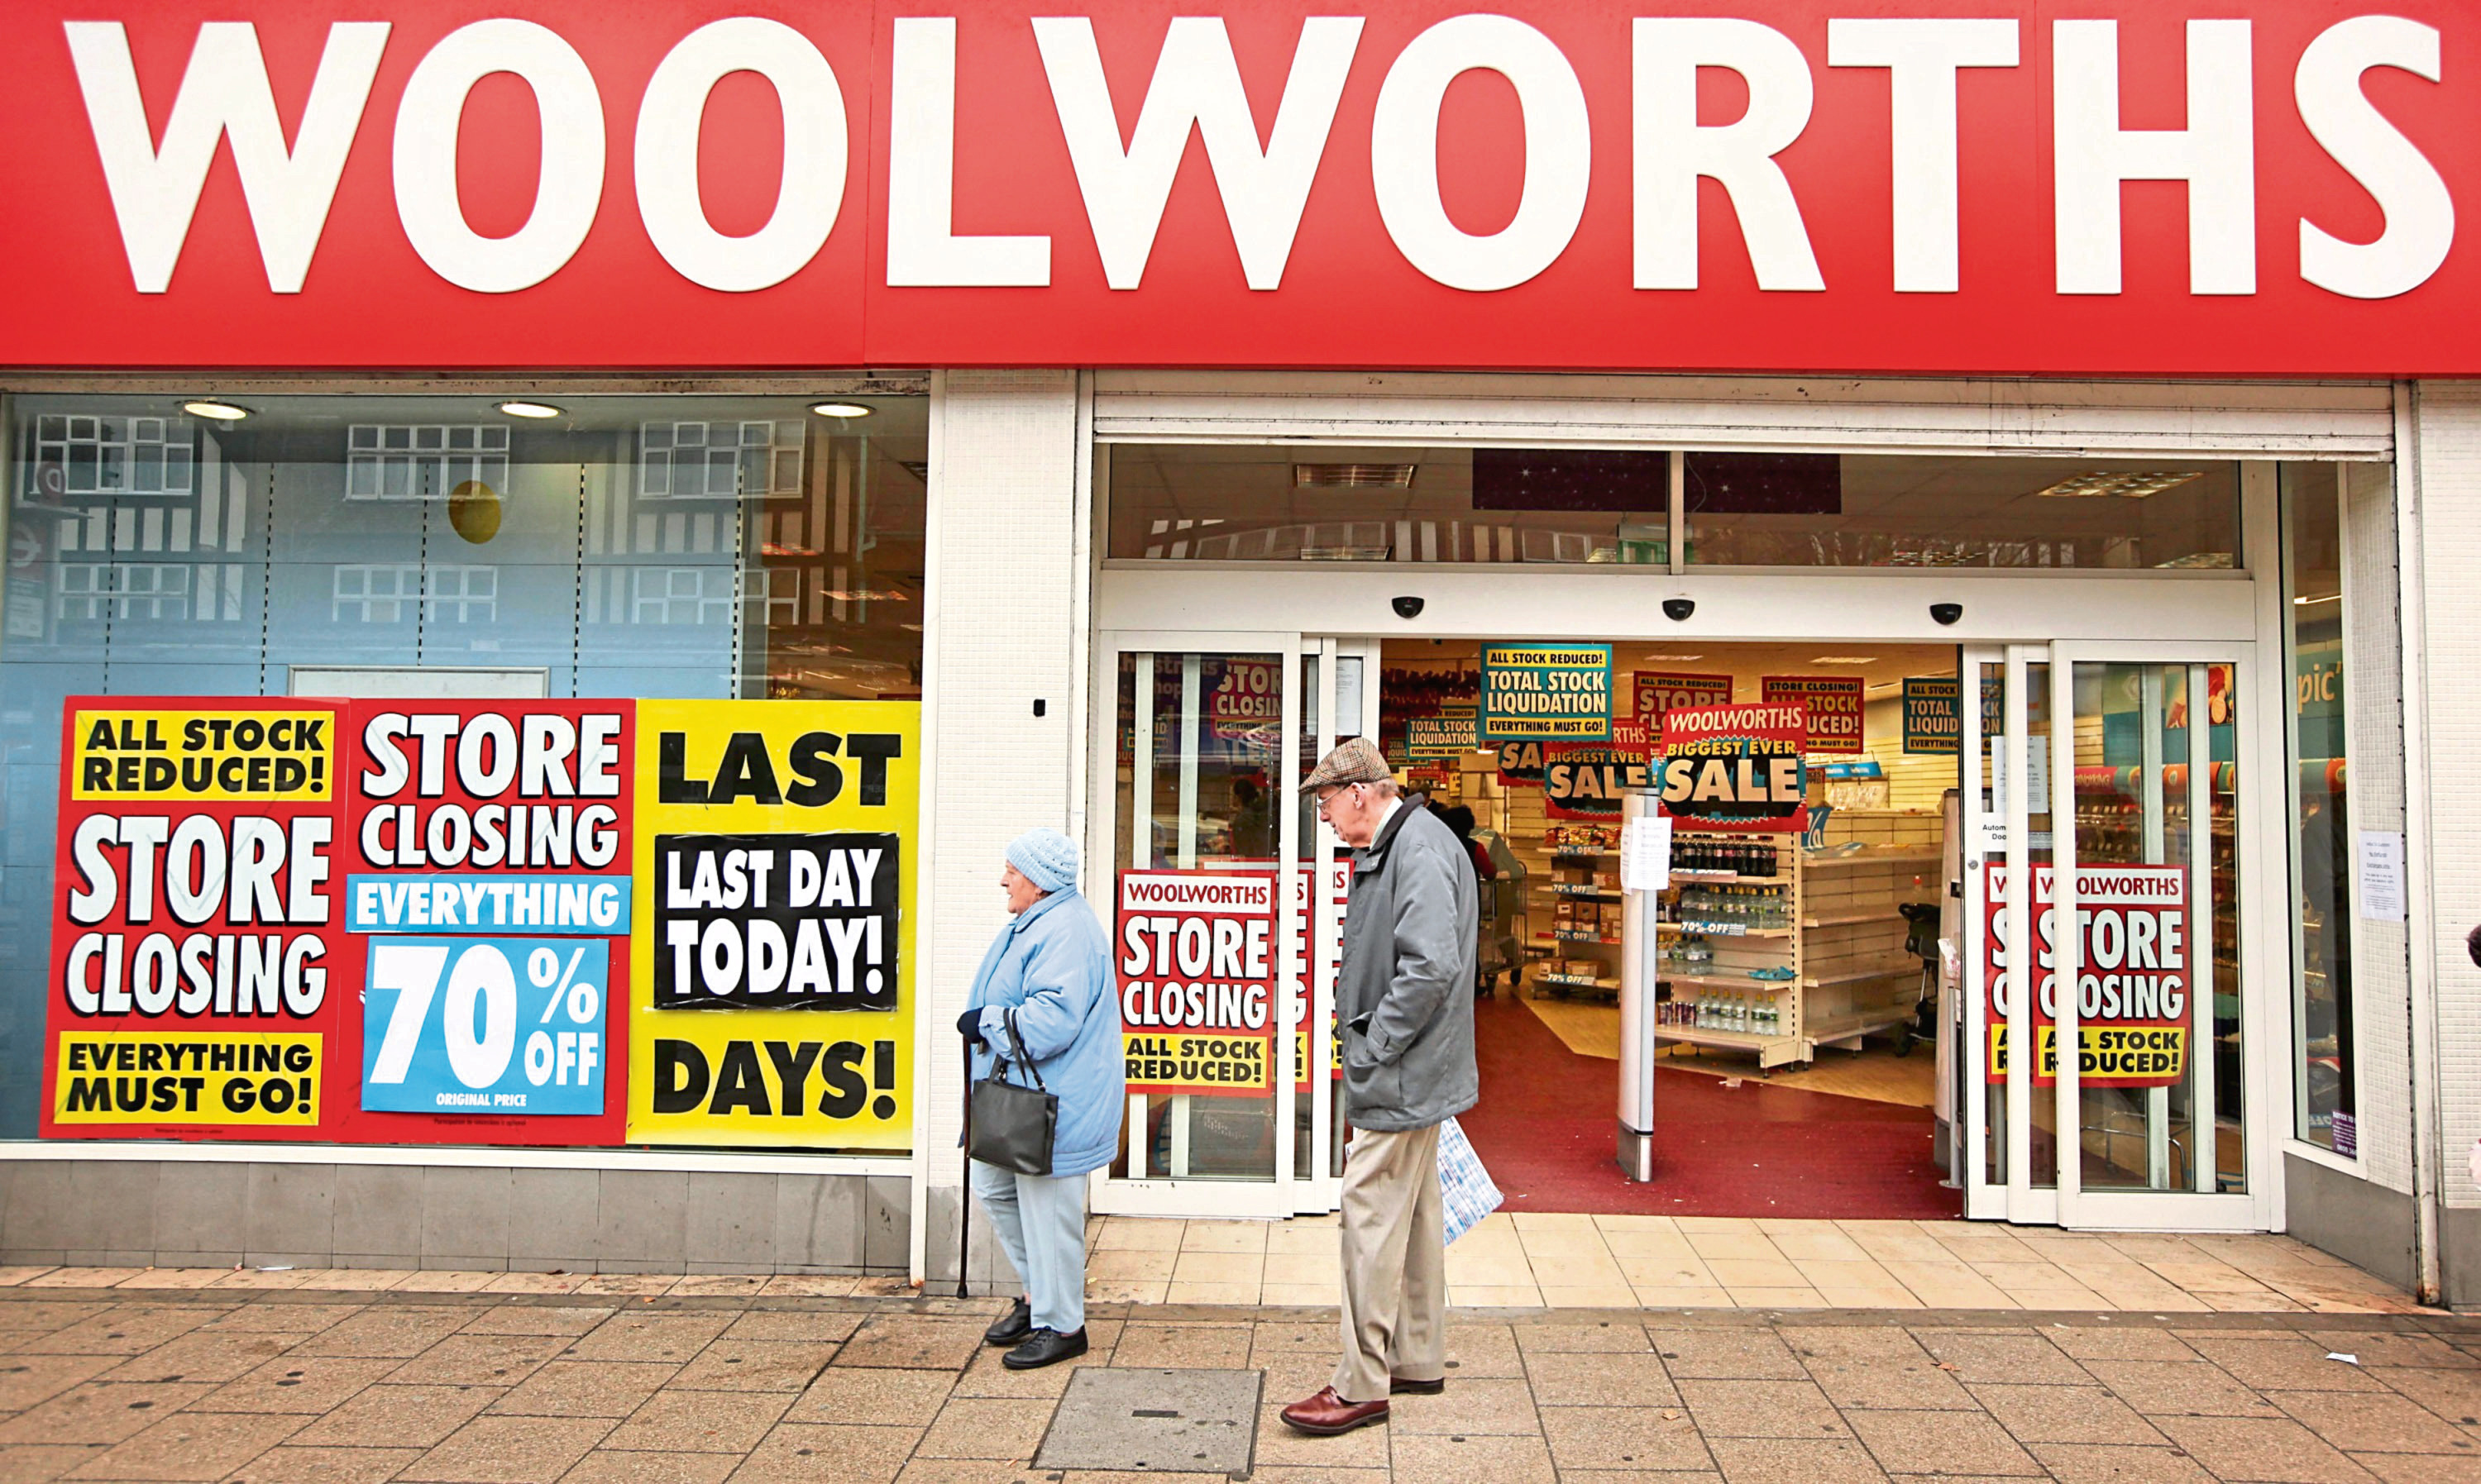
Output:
[1103, 641, 1298, 1214]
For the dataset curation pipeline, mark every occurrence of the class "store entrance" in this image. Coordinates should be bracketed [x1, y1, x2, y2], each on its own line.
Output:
[1379, 639, 1962, 1219]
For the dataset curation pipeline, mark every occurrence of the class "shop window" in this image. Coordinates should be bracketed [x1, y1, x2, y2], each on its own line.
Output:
[2283, 465, 2353, 1154]
[0, 391, 925, 1138]
[1107, 445, 2244, 571]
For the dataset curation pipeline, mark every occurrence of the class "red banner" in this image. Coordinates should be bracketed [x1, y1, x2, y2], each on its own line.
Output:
[1762, 675, 1866, 754]
[1656, 702, 1808, 833]
[1, 2, 2474, 375]
[1980, 861, 2191, 1090]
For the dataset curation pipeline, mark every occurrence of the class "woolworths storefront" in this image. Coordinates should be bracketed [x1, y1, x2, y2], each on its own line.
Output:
[4, 0, 2481, 1306]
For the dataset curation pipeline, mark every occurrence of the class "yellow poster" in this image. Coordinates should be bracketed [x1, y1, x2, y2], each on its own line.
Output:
[624, 700, 919, 1150]
[69, 706, 335, 801]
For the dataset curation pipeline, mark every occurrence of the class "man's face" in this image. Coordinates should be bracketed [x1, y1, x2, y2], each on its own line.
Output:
[1317, 781, 1386, 847]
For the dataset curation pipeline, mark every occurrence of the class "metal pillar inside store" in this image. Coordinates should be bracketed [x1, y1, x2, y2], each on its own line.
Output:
[1617, 790, 1658, 1182]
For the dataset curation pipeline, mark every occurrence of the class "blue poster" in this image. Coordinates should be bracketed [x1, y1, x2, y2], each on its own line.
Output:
[361, 936, 609, 1115]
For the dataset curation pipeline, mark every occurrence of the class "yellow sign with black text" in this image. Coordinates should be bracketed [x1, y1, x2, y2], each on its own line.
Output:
[69, 707, 334, 801]
[1125, 1032, 1270, 1093]
[1987, 1025, 2188, 1085]
[52, 1033, 323, 1124]
[624, 700, 919, 1150]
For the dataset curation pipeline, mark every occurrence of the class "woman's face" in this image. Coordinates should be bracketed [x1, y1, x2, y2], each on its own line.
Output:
[1001, 862, 1045, 914]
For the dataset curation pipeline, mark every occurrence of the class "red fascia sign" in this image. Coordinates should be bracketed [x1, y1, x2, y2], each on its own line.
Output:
[0, 2, 2472, 375]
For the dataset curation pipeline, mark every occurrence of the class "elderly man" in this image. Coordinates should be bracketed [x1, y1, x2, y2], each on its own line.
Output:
[1281, 738, 1479, 1436]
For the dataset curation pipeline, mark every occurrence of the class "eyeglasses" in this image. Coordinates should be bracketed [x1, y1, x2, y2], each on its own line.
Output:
[1313, 782, 1364, 816]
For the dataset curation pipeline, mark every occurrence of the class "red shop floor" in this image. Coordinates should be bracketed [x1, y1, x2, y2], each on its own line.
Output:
[1455, 993, 1962, 1220]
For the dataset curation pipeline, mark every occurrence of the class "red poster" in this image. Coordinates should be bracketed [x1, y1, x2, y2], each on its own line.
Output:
[1115, 870, 1276, 1098]
[1762, 675, 1865, 753]
[335, 701, 637, 1147]
[1980, 862, 2191, 1090]
[42, 699, 350, 1140]
[1633, 673, 1734, 729]
[1207, 659, 1282, 742]
[1656, 703, 1809, 833]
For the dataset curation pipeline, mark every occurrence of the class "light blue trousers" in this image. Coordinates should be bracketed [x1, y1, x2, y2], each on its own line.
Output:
[969, 1159, 1088, 1334]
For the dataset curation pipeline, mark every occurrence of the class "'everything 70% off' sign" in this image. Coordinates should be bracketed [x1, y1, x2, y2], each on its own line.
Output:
[361, 938, 608, 1115]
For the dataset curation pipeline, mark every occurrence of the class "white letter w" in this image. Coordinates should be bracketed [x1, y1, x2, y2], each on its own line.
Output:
[1034, 16, 1360, 290]
[66, 21, 389, 293]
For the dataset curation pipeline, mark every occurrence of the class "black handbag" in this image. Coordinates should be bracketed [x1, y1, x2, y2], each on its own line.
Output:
[967, 1012, 1058, 1176]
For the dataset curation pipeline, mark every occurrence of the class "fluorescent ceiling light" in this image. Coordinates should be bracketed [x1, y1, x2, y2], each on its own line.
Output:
[1809, 655, 1877, 665]
[1640, 653, 1704, 661]
[2155, 551, 2235, 569]
[2032, 471, 2204, 499]
[1294, 462, 1416, 488]
[496, 401, 562, 418]
[181, 400, 249, 421]
[810, 403, 872, 418]
[2293, 593, 2340, 606]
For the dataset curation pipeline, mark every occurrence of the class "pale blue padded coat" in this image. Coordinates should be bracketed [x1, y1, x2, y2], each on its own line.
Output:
[966, 886, 1126, 1177]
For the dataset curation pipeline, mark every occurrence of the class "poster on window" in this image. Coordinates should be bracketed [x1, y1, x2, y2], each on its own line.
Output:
[1632, 671, 1733, 729]
[1482, 642, 1612, 741]
[1656, 703, 1808, 834]
[42, 699, 349, 1139]
[1403, 706, 1478, 759]
[1980, 861, 2190, 1089]
[1289, 860, 1349, 1092]
[625, 701, 917, 1150]
[1761, 675, 1865, 753]
[1116, 871, 1277, 1097]
[339, 701, 634, 1145]
[1546, 723, 1652, 820]
[1206, 658, 1283, 744]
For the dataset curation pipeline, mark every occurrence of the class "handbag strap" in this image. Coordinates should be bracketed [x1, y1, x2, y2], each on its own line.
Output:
[997, 1010, 1049, 1095]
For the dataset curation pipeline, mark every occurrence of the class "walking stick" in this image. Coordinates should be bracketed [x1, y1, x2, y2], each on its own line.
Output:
[956, 1029, 972, 1300]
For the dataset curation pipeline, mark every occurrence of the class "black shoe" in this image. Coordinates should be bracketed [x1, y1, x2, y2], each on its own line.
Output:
[1390, 1376, 1446, 1395]
[1002, 1326, 1089, 1370]
[983, 1297, 1031, 1347]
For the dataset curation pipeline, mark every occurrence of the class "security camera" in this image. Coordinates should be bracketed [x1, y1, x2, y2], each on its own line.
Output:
[1929, 602, 1963, 626]
[1392, 595, 1424, 619]
[1661, 598, 1695, 623]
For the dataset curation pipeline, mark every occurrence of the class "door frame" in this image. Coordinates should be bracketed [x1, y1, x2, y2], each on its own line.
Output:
[1962, 639, 2277, 1232]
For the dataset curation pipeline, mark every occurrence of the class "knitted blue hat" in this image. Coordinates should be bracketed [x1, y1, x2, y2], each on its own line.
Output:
[1006, 827, 1079, 895]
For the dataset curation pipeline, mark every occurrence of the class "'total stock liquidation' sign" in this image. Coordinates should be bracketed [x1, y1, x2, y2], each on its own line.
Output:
[1902, 678, 1962, 755]
[1483, 643, 1612, 741]
[1117, 871, 1275, 1097]
[629, 701, 916, 1150]
[45, 700, 346, 1138]
[1656, 704, 1809, 834]
[1981, 862, 2191, 1089]
[1762, 675, 1865, 754]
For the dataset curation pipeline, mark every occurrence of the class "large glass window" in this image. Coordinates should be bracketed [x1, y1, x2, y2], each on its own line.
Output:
[1107, 445, 2242, 571]
[0, 392, 925, 1138]
[2283, 465, 2353, 1154]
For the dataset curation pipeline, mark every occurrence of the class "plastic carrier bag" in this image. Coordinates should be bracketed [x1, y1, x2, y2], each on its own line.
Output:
[1437, 1115, 1503, 1245]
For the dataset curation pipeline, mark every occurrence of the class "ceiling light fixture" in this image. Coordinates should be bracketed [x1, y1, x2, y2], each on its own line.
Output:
[1294, 462, 1416, 488]
[2293, 593, 2340, 606]
[1809, 655, 1877, 665]
[496, 401, 562, 418]
[810, 403, 872, 418]
[1640, 653, 1704, 661]
[181, 400, 250, 421]
[2032, 471, 2205, 499]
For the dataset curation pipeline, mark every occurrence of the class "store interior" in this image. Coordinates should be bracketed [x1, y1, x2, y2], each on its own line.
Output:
[1379, 639, 1963, 1219]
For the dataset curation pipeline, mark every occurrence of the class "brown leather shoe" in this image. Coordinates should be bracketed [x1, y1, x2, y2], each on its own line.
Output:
[1390, 1375, 1446, 1395]
[1279, 1386, 1390, 1435]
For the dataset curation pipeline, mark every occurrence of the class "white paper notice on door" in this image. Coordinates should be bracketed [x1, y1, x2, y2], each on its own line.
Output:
[2357, 830, 2407, 923]
[1621, 815, 1672, 894]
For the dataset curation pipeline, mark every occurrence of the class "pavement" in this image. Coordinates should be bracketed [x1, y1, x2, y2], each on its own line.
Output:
[0, 1278, 2474, 1483]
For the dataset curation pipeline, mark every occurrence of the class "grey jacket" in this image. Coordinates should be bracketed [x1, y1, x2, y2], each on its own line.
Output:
[1338, 797, 1479, 1131]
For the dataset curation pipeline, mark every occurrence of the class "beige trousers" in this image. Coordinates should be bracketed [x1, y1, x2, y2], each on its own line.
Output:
[1331, 1123, 1446, 1403]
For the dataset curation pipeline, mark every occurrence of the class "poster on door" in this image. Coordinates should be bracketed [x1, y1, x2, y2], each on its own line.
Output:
[1762, 675, 1865, 753]
[42, 699, 348, 1139]
[1291, 860, 1350, 1092]
[1482, 643, 1612, 741]
[1980, 861, 2190, 1089]
[1656, 704, 1809, 833]
[1546, 723, 1652, 820]
[1207, 658, 1283, 743]
[1632, 672, 1733, 729]
[627, 701, 918, 1150]
[1116, 871, 1276, 1096]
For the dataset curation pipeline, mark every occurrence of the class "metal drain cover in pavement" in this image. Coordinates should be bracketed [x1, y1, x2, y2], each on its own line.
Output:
[1035, 1367, 1262, 1474]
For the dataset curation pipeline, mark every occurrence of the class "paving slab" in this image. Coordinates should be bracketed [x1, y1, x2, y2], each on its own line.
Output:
[1033, 1366, 1260, 1474]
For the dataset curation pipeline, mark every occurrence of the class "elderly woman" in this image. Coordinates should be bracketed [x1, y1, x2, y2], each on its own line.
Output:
[957, 827, 1124, 1370]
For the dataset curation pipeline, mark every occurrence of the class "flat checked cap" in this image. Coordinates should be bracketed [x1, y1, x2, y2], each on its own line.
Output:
[1304, 737, 1393, 790]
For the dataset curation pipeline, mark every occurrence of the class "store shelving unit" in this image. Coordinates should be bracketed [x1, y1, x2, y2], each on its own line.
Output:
[1654, 832, 1806, 1070]
[1533, 839, 1625, 999]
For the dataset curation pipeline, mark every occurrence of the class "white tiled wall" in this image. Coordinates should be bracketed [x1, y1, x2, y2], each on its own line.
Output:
[915, 372, 1084, 1256]
[2343, 460, 2412, 1195]
[2413, 383, 2481, 1210]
